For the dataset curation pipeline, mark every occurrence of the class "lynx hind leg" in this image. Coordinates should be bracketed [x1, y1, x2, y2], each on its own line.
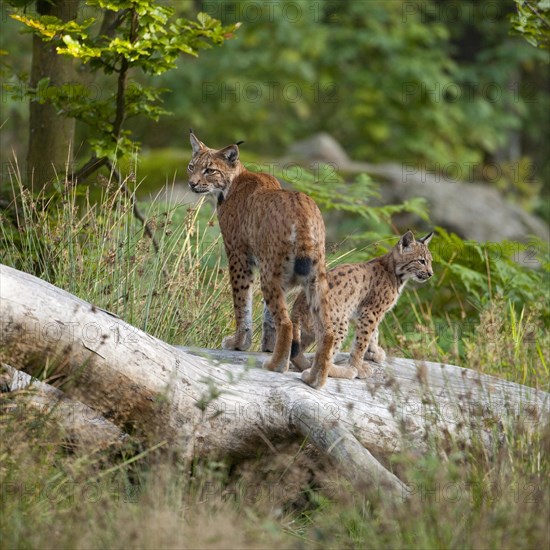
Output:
[222, 254, 254, 351]
[261, 302, 276, 352]
[363, 326, 386, 364]
[261, 277, 293, 374]
[301, 271, 335, 389]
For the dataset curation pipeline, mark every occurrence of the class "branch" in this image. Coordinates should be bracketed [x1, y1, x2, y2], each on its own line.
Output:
[70, 155, 107, 184]
[289, 398, 407, 500]
[111, 9, 137, 141]
[104, 160, 166, 268]
[97, 9, 130, 39]
[68, 156, 165, 270]
[524, 1, 550, 30]
[112, 58, 129, 139]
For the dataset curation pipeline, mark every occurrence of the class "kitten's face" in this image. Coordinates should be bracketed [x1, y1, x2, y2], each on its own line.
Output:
[393, 231, 434, 283]
[188, 132, 241, 201]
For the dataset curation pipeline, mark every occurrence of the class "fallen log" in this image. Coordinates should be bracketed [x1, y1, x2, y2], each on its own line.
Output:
[1, 263, 548, 499]
[1, 363, 127, 450]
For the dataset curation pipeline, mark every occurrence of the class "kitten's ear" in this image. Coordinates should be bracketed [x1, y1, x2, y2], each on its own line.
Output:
[189, 128, 205, 156]
[398, 230, 415, 252]
[418, 231, 434, 246]
[216, 144, 240, 165]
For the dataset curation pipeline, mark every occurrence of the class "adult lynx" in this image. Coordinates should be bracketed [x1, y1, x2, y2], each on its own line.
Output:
[187, 131, 334, 388]
[290, 231, 434, 378]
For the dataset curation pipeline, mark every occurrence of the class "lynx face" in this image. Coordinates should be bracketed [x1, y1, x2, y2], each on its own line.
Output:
[394, 231, 434, 283]
[188, 131, 241, 201]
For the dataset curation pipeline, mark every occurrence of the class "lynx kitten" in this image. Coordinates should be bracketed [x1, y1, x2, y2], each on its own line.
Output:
[290, 231, 433, 379]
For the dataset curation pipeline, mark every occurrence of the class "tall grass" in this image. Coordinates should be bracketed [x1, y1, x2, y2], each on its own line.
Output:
[0, 169, 237, 347]
[1, 165, 549, 549]
[1, 376, 548, 549]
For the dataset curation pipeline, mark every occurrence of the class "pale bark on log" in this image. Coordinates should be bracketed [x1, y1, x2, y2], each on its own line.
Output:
[1, 264, 548, 498]
[1, 363, 127, 450]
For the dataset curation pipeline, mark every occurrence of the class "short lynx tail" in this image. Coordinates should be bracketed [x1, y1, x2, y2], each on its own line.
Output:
[293, 219, 319, 279]
[294, 257, 312, 277]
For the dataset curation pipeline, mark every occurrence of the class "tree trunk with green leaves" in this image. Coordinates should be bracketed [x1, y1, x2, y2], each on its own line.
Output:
[27, 0, 79, 189]
[14, 0, 237, 192]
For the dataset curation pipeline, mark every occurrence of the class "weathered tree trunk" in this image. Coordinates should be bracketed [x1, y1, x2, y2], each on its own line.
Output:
[1, 363, 127, 450]
[27, 0, 79, 189]
[1, 264, 548, 499]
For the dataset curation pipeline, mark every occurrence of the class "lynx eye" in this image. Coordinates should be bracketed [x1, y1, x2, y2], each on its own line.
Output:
[419, 259, 426, 265]
[187, 163, 194, 173]
[203, 167, 216, 175]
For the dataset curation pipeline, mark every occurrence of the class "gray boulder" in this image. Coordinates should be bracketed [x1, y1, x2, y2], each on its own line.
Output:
[288, 134, 549, 244]
[289, 133, 351, 167]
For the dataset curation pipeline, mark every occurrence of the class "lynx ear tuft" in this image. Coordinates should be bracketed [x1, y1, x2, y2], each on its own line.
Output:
[398, 230, 415, 251]
[236, 140, 245, 146]
[217, 144, 240, 165]
[418, 231, 434, 246]
[189, 130, 205, 155]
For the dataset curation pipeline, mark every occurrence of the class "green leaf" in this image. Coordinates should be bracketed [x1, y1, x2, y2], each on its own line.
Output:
[10, 0, 238, 161]
[59, 35, 102, 59]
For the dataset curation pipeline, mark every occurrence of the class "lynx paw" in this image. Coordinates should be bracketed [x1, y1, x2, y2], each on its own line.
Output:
[222, 330, 252, 351]
[264, 358, 289, 373]
[301, 368, 327, 389]
[356, 363, 373, 379]
[364, 346, 386, 364]
[328, 364, 358, 379]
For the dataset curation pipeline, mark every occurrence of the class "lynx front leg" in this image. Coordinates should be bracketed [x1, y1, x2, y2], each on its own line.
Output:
[364, 326, 386, 363]
[327, 319, 357, 379]
[289, 323, 314, 372]
[222, 254, 254, 351]
[261, 303, 276, 352]
[349, 311, 378, 379]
